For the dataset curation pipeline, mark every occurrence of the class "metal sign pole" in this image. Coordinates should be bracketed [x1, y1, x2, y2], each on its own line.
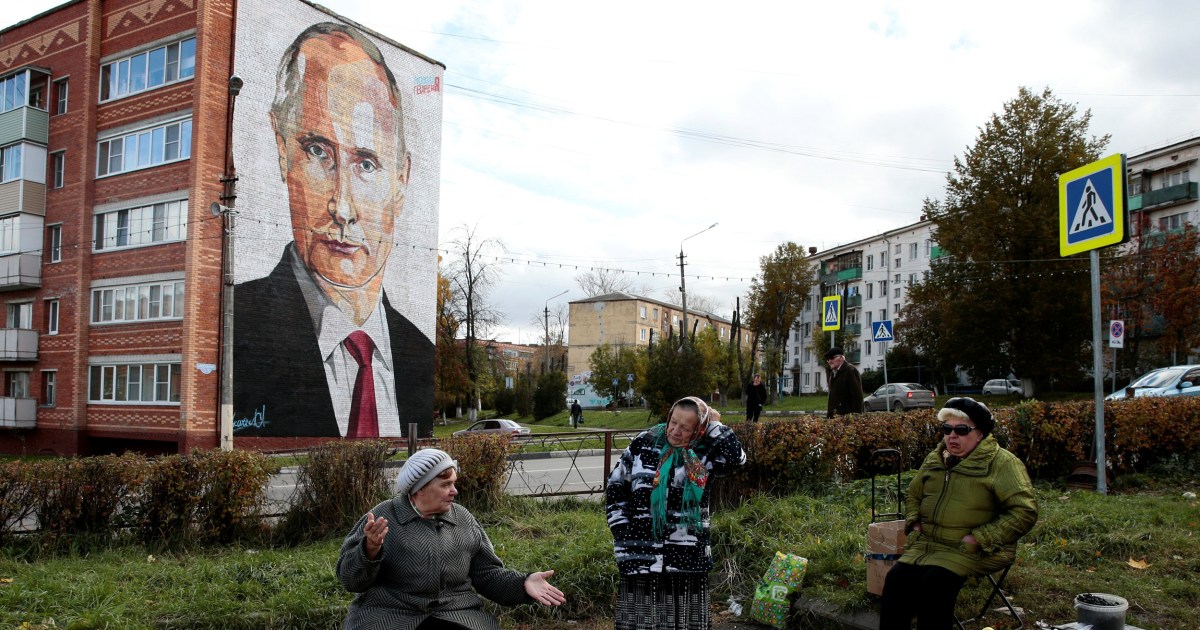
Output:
[1091, 250, 1106, 494]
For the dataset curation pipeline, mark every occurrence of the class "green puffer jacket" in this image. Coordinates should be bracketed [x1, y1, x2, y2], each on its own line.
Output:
[899, 435, 1038, 577]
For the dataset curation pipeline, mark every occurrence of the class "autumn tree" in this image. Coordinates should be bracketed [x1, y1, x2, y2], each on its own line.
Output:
[588, 343, 642, 404]
[445, 225, 505, 420]
[641, 335, 708, 419]
[745, 242, 817, 398]
[695, 326, 737, 406]
[903, 87, 1108, 392]
[434, 264, 469, 418]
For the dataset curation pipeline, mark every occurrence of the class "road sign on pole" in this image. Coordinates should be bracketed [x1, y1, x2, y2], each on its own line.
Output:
[871, 320, 894, 342]
[1109, 320, 1124, 349]
[821, 296, 842, 331]
[1059, 153, 1129, 256]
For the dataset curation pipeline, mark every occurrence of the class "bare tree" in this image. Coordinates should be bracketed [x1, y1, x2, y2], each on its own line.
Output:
[575, 267, 641, 297]
[527, 302, 570, 373]
[661, 287, 719, 316]
[445, 224, 505, 419]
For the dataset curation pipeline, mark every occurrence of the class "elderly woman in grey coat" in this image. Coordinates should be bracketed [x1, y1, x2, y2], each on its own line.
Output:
[337, 448, 565, 629]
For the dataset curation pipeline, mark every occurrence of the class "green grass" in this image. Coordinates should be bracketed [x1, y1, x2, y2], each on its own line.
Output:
[2, 469, 1196, 629]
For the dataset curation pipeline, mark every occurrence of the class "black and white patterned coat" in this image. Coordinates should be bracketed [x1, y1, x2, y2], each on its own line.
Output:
[605, 420, 746, 575]
[337, 498, 532, 629]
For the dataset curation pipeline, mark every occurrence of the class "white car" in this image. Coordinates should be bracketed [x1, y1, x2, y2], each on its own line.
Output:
[452, 419, 532, 438]
[982, 379, 1022, 396]
[1106, 365, 1200, 401]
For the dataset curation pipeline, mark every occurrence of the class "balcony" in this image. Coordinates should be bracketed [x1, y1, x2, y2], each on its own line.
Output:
[845, 323, 862, 336]
[847, 350, 862, 364]
[820, 271, 838, 285]
[846, 294, 862, 309]
[837, 266, 863, 282]
[0, 253, 41, 290]
[0, 105, 49, 146]
[0, 179, 47, 216]
[0, 397, 36, 429]
[1130, 182, 1198, 211]
[0, 328, 38, 360]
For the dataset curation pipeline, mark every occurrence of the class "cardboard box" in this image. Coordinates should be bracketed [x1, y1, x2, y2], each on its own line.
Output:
[866, 519, 907, 596]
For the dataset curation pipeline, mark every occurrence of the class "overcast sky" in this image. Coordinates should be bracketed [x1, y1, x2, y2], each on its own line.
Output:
[5, 0, 1199, 345]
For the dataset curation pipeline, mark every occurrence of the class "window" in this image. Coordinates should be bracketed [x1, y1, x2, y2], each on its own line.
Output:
[639, 306, 647, 318]
[804, 372, 810, 387]
[1165, 169, 1190, 187]
[880, 252, 887, 268]
[866, 311, 873, 325]
[47, 225, 62, 263]
[94, 200, 188, 251]
[96, 118, 192, 177]
[909, 273, 918, 285]
[100, 37, 196, 102]
[1129, 174, 1144, 195]
[866, 256, 873, 271]
[894, 286, 901, 298]
[0, 72, 39, 114]
[909, 243, 918, 259]
[0, 216, 18, 253]
[866, 283, 873, 299]
[46, 300, 59, 334]
[894, 273, 901, 284]
[879, 280, 887, 294]
[924, 239, 932, 257]
[640, 328, 647, 341]
[53, 78, 68, 114]
[0, 144, 22, 182]
[879, 308, 888, 321]
[652, 308, 659, 320]
[88, 361, 181, 403]
[894, 257, 901, 269]
[865, 340, 872, 356]
[1159, 212, 1186, 232]
[41, 370, 56, 406]
[8, 372, 29, 398]
[7, 302, 32, 329]
[51, 151, 65, 188]
[91, 280, 185, 324]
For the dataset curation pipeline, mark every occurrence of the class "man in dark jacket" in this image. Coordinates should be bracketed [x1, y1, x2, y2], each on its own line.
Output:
[825, 347, 864, 418]
[745, 374, 768, 422]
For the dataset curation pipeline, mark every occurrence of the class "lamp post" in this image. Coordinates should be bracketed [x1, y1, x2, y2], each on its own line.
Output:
[544, 289, 568, 374]
[679, 222, 718, 343]
[218, 74, 242, 451]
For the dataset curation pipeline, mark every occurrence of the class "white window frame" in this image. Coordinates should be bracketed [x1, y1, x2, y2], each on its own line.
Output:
[99, 37, 196, 103]
[7, 301, 32, 329]
[41, 370, 56, 407]
[88, 361, 182, 404]
[96, 118, 192, 178]
[0, 144, 23, 183]
[46, 299, 59, 335]
[91, 280, 185, 324]
[53, 78, 68, 115]
[8, 371, 30, 399]
[94, 199, 188, 252]
[50, 150, 65, 189]
[639, 306, 647, 318]
[909, 243, 918, 260]
[47, 224, 62, 263]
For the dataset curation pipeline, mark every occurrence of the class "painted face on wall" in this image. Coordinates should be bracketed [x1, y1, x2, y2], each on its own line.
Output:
[275, 33, 410, 291]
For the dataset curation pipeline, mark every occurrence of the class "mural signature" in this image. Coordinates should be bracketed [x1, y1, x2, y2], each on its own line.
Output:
[233, 406, 269, 431]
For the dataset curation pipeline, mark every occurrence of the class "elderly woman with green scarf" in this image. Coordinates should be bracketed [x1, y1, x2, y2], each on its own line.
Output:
[605, 396, 747, 630]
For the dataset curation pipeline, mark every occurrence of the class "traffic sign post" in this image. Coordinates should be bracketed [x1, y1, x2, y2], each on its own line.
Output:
[1109, 320, 1124, 397]
[1059, 153, 1128, 496]
[822, 295, 842, 352]
[872, 320, 895, 406]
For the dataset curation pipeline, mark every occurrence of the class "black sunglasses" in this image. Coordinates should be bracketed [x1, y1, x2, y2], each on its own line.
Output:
[940, 423, 977, 437]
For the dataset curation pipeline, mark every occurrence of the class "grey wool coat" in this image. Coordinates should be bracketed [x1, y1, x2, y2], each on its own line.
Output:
[337, 497, 533, 629]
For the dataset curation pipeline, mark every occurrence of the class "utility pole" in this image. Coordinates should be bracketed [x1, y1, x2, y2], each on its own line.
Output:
[543, 290, 568, 374]
[217, 74, 243, 452]
[680, 222, 718, 344]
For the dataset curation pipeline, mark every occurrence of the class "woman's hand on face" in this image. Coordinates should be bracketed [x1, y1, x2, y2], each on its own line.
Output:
[363, 512, 389, 560]
[524, 570, 566, 606]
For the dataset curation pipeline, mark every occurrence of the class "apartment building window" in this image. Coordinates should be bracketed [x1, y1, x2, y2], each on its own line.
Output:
[0, 216, 19, 253]
[41, 370, 56, 407]
[894, 257, 901, 269]
[804, 372, 810, 387]
[866, 256, 873, 271]
[91, 280, 185, 324]
[1, 72, 47, 114]
[88, 361, 182, 403]
[47, 225, 62, 263]
[909, 243, 918, 259]
[894, 244, 902, 254]
[0, 144, 22, 182]
[924, 239, 932, 257]
[908, 273, 918, 285]
[640, 328, 647, 341]
[653, 308, 659, 320]
[1159, 212, 1186, 232]
[866, 283, 873, 299]
[100, 37, 196, 102]
[803, 322, 811, 337]
[7, 301, 32, 329]
[879, 279, 887, 294]
[8, 372, 30, 398]
[803, 349, 810, 363]
[1129, 174, 1144, 195]
[51, 151, 65, 188]
[639, 306, 647, 318]
[96, 118, 192, 177]
[866, 311, 873, 325]
[879, 308, 888, 321]
[865, 340, 872, 356]
[894, 286, 901, 298]
[45, 300, 59, 335]
[53, 78, 68, 115]
[1165, 168, 1190, 187]
[94, 199, 188, 251]
[880, 252, 887, 268]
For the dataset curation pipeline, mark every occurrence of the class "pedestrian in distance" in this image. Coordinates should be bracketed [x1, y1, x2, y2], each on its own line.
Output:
[337, 448, 565, 629]
[606, 396, 747, 629]
[878, 397, 1038, 630]
[570, 399, 584, 427]
[745, 373, 768, 422]
[824, 347, 865, 418]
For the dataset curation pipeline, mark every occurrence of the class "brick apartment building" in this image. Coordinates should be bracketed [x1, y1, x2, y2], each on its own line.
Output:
[0, 0, 443, 456]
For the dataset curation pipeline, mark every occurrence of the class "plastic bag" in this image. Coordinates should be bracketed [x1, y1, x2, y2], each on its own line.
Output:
[748, 551, 808, 628]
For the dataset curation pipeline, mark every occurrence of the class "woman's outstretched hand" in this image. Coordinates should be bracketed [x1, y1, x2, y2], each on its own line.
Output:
[524, 570, 566, 606]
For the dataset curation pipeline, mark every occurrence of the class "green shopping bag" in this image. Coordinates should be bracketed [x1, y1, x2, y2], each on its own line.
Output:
[748, 551, 808, 628]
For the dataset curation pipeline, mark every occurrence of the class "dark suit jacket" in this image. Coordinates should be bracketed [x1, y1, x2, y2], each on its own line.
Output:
[233, 250, 434, 437]
[826, 362, 865, 418]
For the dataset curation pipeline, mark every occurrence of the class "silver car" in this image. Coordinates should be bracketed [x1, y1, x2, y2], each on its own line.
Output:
[452, 419, 532, 438]
[982, 379, 1022, 396]
[863, 383, 935, 412]
[1106, 365, 1200, 401]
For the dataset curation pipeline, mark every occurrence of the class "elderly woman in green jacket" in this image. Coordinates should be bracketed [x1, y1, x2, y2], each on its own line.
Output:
[879, 397, 1038, 630]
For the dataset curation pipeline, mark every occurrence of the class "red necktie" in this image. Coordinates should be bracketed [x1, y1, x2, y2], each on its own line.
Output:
[344, 331, 378, 438]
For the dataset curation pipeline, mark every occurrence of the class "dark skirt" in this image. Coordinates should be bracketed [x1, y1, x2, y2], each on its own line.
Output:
[615, 573, 711, 630]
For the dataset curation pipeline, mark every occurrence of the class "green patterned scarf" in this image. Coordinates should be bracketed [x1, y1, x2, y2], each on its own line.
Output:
[649, 398, 711, 540]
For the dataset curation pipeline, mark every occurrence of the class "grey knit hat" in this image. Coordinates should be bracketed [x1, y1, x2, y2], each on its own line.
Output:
[396, 448, 457, 496]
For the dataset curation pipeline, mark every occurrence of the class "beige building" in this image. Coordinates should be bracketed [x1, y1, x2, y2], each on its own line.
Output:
[566, 292, 742, 379]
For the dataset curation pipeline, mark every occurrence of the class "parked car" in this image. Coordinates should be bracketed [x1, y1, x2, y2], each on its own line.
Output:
[982, 379, 1022, 396]
[1105, 365, 1200, 401]
[452, 419, 532, 438]
[863, 383, 935, 412]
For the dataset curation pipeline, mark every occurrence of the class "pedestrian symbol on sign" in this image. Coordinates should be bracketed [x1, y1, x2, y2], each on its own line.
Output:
[821, 296, 841, 331]
[1070, 179, 1112, 234]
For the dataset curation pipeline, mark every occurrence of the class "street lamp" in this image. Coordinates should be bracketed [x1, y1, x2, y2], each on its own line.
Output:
[544, 289, 568, 374]
[679, 222, 718, 343]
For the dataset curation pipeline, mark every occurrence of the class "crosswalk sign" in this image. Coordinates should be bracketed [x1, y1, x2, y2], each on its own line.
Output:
[1059, 153, 1129, 256]
[872, 320, 894, 342]
[821, 296, 841, 331]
